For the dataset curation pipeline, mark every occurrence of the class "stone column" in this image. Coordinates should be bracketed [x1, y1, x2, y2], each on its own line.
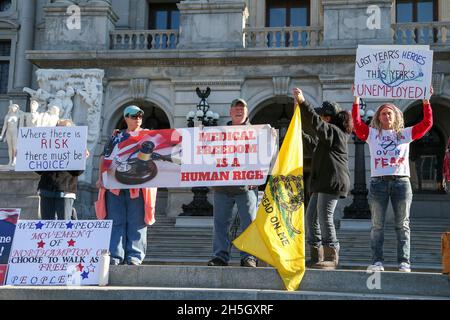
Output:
[43, 0, 118, 50]
[440, 0, 450, 21]
[322, 0, 393, 47]
[177, 0, 247, 49]
[13, 0, 36, 91]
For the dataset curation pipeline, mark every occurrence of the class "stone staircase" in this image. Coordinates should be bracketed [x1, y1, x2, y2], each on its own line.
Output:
[145, 214, 450, 272]
[1, 266, 449, 300]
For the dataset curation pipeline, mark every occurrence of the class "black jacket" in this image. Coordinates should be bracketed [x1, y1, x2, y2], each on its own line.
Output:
[37, 171, 83, 194]
[300, 101, 350, 198]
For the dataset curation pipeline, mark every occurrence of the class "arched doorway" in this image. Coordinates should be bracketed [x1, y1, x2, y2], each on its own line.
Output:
[115, 100, 170, 130]
[251, 97, 313, 205]
[405, 102, 447, 193]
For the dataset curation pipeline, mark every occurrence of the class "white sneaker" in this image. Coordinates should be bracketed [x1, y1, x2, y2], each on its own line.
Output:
[367, 261, 384, 272]
[399, 262, 411, 272]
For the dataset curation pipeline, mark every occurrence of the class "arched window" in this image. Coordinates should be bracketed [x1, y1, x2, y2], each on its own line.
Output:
[0, 0, 11, 12]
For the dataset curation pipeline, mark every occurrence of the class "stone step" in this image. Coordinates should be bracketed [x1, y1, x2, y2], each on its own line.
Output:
[2, 265, 447, 300]
[105, 265, 450, 298]
[0, 286, 446, 300]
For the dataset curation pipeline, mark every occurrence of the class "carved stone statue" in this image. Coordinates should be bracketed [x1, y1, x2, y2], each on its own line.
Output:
[23, 87, 52, 112]
[0, 103, 23, 167]
[61, 86, 75, 119]
[78, 78, 102, 146]
[40, 105, 60, 127]
[24, 100, 43, 127]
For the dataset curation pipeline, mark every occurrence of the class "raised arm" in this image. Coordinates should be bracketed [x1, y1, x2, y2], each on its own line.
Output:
[351, 96, 369, 141]
[411, 100, 433, 140]
[293, 88, 336, 147]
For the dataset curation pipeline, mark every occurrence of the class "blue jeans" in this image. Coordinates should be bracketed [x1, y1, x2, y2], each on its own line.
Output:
[368, 177, 412, 264]
[40, 192, 74, 220]
[306, 193, 340, 249]
[212, 190, 258, 263]
[106, 190, 147, 265]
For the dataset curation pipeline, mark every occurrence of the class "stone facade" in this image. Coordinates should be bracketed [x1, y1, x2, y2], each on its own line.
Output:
[0, 0, 449, 219]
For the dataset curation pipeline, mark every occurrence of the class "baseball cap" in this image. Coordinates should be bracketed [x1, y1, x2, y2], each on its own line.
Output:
[230, 98, 248, 108]
[315, 101, 341, 117]
[123, 105, 144, 117]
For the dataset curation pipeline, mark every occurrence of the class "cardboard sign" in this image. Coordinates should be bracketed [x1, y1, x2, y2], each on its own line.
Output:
[15, 126, 88, 171]
[6, 220, 112, 286]
[102, 125, 278, 189]
[0, 209, 20, 285]
[354, 45, 433, 100]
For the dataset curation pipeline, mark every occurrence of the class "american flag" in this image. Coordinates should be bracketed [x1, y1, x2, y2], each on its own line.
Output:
[102, 129, 182, 173]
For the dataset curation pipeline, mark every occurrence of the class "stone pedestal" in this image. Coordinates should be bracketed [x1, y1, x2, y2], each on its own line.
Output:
[43, 0, 118, 50]
[0, 171, 40, 220]
[165, 188, 214, 218]
[322, 0, 393, 47]
[177, 0, 247, 49]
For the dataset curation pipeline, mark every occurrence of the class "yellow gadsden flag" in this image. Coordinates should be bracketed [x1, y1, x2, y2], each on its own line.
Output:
[233, 104, 305, 291]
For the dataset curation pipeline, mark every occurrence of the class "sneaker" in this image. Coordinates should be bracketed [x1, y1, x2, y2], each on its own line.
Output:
[367, 261, 384, 272]
[399, 262, 411, 272]
[240, 257, 257, 268]
[207, 257, 228, 267]
[127, 260, 141, 266]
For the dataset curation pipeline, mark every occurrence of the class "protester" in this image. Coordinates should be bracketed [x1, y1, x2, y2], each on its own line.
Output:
[207, 98, 258, 268]
[352, 91, 433, 272]
[95, 105, 157, 266]
[293, 88, 353, 270]
[37, 119, 86, 220]
[443, 138, 450, 193]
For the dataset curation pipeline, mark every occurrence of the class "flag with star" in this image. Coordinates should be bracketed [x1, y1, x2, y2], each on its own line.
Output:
[233, 105, 305, 291]
[0, 209, 21, 286]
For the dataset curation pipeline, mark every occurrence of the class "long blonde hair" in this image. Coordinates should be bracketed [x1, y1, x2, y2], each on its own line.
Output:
[370, 103, 404, 139]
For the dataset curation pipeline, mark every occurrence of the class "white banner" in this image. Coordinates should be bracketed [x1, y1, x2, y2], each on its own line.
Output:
[15, 126, 88, 171]
[6, 220, 112, 286]
[102, 125, 278, 189]
[354, 45, 433, 100]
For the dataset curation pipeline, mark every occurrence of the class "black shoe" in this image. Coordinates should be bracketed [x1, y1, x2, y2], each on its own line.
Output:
[241, 257, 257, 268]
[207, 257, 228, 266]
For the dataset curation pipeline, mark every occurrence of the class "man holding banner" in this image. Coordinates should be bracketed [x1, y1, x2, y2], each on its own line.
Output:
[208, 99, 259, 268]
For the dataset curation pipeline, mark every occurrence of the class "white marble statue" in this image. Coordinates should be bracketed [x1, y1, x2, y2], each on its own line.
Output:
[61, 86, 75, 119]
[24, 99, 43, 127]
[41, 105, 60, 127]
[23, 87, 52, 112]
[0, 103, 23, 167]
[78, 78, 102, 146]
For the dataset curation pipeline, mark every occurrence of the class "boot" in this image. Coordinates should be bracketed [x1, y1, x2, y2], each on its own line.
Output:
[314, 246, 339, 270]
[306, 245, 323, 268]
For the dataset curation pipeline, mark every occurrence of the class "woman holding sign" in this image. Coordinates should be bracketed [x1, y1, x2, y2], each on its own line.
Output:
[352, 89, 433, 272]
[293, 88, 353, 270]
[95, 105, 157, 266]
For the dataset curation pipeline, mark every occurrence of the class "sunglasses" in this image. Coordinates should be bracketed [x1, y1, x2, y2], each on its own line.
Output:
[126, 113, 143, 119]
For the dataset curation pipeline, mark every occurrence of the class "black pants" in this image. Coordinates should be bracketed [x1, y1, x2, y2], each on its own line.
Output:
[40, 197, 74, 220]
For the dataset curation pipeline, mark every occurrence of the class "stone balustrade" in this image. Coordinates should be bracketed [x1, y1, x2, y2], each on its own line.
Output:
[392, 22, 450, 46]
[110, 29, 179, 50]
[244, 26, 323, 48]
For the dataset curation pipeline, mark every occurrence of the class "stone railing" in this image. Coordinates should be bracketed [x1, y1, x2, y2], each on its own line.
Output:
[110, 30, 179, 50]
[392, 22, 450, 46]
[244, 26, 323, 48]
